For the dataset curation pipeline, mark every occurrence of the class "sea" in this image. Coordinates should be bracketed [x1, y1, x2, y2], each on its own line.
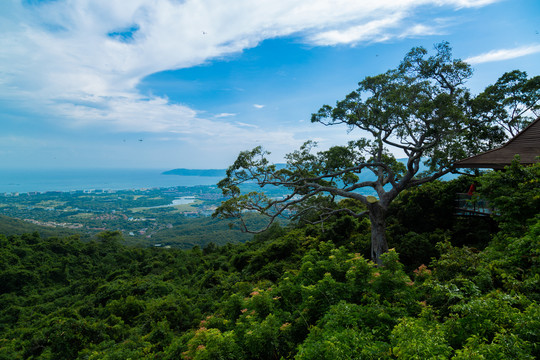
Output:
[0, 169, 223, 194]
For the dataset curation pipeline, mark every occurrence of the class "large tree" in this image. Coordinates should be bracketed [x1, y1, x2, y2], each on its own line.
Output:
[214, 43, 537, 265]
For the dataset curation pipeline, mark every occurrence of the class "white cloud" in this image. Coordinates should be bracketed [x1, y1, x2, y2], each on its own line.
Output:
[54, 95, 200, 133]
[308, 18, 447, 46]
[465, 44, 540, 64]
[308, 15, 404, 45]
[235, 122, 258, 128]
[398, 23, 444, 38]
[253, 104, 265, 109]
[0, 0, 501, 140]
[215, 113, 236, 118]
[447, 0, 502, 8]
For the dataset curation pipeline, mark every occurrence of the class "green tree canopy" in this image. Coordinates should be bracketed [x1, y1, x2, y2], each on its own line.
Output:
[472, 69, 540, 138]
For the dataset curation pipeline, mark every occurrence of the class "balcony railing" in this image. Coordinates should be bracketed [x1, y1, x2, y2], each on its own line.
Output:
[455, 193, 493, 216]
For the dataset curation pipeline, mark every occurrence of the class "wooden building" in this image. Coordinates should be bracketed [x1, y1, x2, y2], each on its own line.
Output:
[454, 117, 540, 170]
[453, 117, 539, 216]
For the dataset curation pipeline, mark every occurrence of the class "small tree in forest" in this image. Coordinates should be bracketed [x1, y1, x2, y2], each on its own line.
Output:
[213, 42, 537, 265]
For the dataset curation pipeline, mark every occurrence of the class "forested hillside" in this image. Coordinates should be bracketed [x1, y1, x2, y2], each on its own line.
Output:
[0, 162, 538, 359]
[0, 215, 85, 240]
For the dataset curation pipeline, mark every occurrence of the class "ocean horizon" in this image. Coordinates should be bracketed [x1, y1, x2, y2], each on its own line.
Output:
[0, 169, 223, 194]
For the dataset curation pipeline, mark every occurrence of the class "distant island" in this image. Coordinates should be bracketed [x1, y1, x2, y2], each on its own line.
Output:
[162, 168, 226, 177]
[164, 164, 291, 178]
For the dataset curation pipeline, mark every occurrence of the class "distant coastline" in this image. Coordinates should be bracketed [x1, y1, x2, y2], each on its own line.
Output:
[162, 168, 226, 177]
[1, 163, 458, 194]
[0, 169, 223, 194]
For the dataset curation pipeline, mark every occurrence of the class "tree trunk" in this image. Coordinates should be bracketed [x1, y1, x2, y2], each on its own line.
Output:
[368, 204, 389, 266]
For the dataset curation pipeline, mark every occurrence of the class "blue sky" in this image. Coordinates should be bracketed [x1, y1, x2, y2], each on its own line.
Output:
[1, 0, 539, 169]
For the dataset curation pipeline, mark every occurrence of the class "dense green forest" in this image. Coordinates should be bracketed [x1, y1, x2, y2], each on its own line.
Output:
[0, 162, 538, 359]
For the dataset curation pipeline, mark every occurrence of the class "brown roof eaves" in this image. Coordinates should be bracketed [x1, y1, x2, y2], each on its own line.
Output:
[454, 117, 540, 169]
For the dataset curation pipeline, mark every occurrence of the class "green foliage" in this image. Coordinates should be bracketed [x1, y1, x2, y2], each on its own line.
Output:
[477, 161, 540, 233]
[391, 310, 452, 359]
[442, 293, 540, 359]
[297, 302, 391, 360]
[183, 328, 241, 360]
[0, 214, 83, 239]
[472, 70, 540, 138]
[387, 177, 495, 271]
[452, 333, 535, 360]
[0, 163, 539, 359]
[480, 218, 540, 299]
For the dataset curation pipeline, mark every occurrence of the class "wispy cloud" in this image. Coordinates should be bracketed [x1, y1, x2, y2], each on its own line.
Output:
[0, 0, 501, 139]
[398, 23, 444, 39]
[465, 44, 540, 64]
[235, 122, 258, 128]
[307, 15, 404, 45]
[253, 104, 265, 109]
[309, 18, 447, 46]
[450, 0, 502, 8]
[215, 113, 236, 118]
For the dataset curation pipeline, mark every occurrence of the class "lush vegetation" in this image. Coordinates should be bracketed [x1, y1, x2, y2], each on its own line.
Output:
[0, 162, 538, 359]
